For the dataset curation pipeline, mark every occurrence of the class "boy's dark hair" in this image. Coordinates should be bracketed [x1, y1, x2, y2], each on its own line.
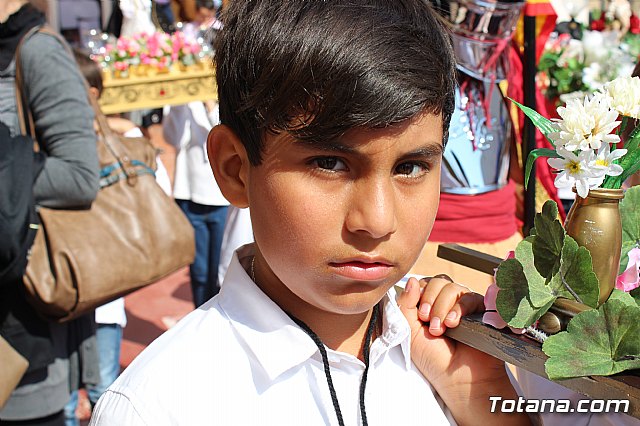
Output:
[73, 48, 103, 96]
[215, 0, 457, 165]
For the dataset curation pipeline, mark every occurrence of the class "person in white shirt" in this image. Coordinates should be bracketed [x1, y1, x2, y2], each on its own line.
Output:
[162, 99, 230, 307]
[90, 1, 528, 425]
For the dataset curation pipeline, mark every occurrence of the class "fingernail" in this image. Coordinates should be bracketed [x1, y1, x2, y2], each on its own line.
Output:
[429, 317, 441, 331]
[419, 303, 431, 318]
[446, 311, 457, 321]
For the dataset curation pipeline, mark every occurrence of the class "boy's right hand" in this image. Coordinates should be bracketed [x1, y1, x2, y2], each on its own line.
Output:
[397, 276, 531, 426]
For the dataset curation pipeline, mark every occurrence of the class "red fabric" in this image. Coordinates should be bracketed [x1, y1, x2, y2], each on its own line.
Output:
[630, 13, 640, 34]
[524, 1, 555, 17]
[430, 181, 518, 244]
[591, 12, 606, 31]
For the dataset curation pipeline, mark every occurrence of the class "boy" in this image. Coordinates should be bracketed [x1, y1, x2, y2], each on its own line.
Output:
[90, 1, 528, 425]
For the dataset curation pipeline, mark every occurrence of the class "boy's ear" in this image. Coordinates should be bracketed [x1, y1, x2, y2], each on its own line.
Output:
[207, 124, 250, 208]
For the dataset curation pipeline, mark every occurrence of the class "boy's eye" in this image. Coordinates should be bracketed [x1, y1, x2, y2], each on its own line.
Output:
[311, 157, 348, 171]
[395, 162, 429, 177]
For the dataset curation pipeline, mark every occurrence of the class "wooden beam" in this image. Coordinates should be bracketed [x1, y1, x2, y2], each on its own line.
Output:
[445, 314, 640, 420]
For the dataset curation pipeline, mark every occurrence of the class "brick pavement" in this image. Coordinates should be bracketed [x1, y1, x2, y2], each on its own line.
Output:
[120, 267, 194, 369]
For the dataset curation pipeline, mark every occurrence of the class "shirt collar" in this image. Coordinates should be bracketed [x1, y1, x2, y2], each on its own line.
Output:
[218, 244, 414, 382]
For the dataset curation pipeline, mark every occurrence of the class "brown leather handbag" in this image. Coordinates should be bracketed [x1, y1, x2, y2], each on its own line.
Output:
[17, 31, 195, 322]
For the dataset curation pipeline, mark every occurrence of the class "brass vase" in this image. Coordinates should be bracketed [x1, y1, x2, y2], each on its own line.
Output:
[564, 188, 624, 306]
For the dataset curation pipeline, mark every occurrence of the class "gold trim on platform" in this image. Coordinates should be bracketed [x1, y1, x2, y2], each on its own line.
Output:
[99, 63, 217, 114]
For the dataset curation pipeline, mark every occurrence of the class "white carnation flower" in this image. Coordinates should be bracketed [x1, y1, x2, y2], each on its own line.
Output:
[603, 76, 640, 119]
[548, 148, 599, 198]
[550, 93, 621, 151]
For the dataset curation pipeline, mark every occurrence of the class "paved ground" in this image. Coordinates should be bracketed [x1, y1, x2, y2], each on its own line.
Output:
[76, 268, 194, 423]
[120, 267, 194, 369]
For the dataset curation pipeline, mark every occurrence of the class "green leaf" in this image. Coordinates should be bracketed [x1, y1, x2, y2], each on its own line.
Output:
[542, 299, 640, 379]
[532, 201, 565, 282]
[607, 289, 638, 307]
[509, 99, 557, 136]
[524, 148, 561, 188]
[495, 244, 555, 328]
[630, 287, 640, 306]
[495, 259, 532, 325]
[613, 133, 640, 185]
[515, 237, 555, 308]
[619, 186, 640, 273]
[555, 236, 599, 308]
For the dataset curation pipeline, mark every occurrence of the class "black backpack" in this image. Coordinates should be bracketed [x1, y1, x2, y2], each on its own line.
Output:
[0, 27, 45, 285]
[0, 121, 44, 284]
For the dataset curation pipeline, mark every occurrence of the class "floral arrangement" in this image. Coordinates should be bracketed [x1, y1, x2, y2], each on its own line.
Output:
[484, 198, 640, 380]
[520, 76, 640, 198]
[537, 30, 637, 107]
[482, 77, 640, 380]
[93, 31, 208, 77]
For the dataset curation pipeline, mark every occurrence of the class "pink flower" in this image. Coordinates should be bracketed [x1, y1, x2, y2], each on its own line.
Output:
[616, 247, 640, 292]
[482, 251, 526, 334]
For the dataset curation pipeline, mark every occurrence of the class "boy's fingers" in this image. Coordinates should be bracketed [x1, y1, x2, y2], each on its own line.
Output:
[442, 292, 484, 329]
[396, 277, 421, 320]
[427, 283, 468, 335]
[417, 275, 454, 322]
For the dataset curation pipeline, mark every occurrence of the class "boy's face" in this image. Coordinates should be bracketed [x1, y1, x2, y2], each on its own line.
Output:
[248, 112, 443, 316]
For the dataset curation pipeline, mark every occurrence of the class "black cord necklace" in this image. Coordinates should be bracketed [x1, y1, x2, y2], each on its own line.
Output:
[287, 304, 379, 426]
[249, 256, 379, 425]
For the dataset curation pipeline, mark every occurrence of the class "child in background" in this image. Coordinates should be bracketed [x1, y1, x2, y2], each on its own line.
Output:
[91, 2, 529, 425]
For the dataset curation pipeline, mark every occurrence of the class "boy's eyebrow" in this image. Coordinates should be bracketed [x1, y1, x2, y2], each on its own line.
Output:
[294, 139, 444, 159]
[398, 144, 444, 160]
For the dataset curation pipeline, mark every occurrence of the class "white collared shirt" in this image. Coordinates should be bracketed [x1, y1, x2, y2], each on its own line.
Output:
[90, 244, 455, 426]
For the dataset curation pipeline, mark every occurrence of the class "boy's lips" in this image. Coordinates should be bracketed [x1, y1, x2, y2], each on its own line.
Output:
[328, 258, 394, 281]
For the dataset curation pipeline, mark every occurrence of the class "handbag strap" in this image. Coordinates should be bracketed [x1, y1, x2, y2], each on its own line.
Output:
[17, 26, 141, 186]
[14, 25, 40, 139]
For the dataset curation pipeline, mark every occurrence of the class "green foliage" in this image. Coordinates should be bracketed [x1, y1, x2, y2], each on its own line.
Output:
[556, 237, 599, 308]
[524, 148, 561, 189]
[493, 199, 640, 379]
[509, 99, 557, 137]
[631, 287, 640, 306]
[619, 186, 640, 273]
[603, 130, 640, 188]
[495, 201, 599, 328]
[495, 257, 553, 328]
[508, 100, 561, 188]
[532, 201, 564, 282]
[608, 289, 639, 307]
[537, 49, 587, 104]
[496, 241, 555, 328]
[542, 299, 640, 380]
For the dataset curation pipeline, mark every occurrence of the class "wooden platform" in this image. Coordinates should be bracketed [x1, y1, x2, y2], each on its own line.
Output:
[445, 314, 640, 419]
[98, 63, 217, 114]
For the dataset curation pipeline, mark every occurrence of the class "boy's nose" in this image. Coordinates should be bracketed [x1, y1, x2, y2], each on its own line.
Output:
[344, 179, 398, 239]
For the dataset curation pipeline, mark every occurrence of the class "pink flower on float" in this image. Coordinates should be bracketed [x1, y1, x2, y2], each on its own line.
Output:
[482, 251, 526, 334]
[616, 247, 640, 292]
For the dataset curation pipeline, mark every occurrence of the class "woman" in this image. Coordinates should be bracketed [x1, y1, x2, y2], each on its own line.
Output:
[0, 1, 100, 424]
